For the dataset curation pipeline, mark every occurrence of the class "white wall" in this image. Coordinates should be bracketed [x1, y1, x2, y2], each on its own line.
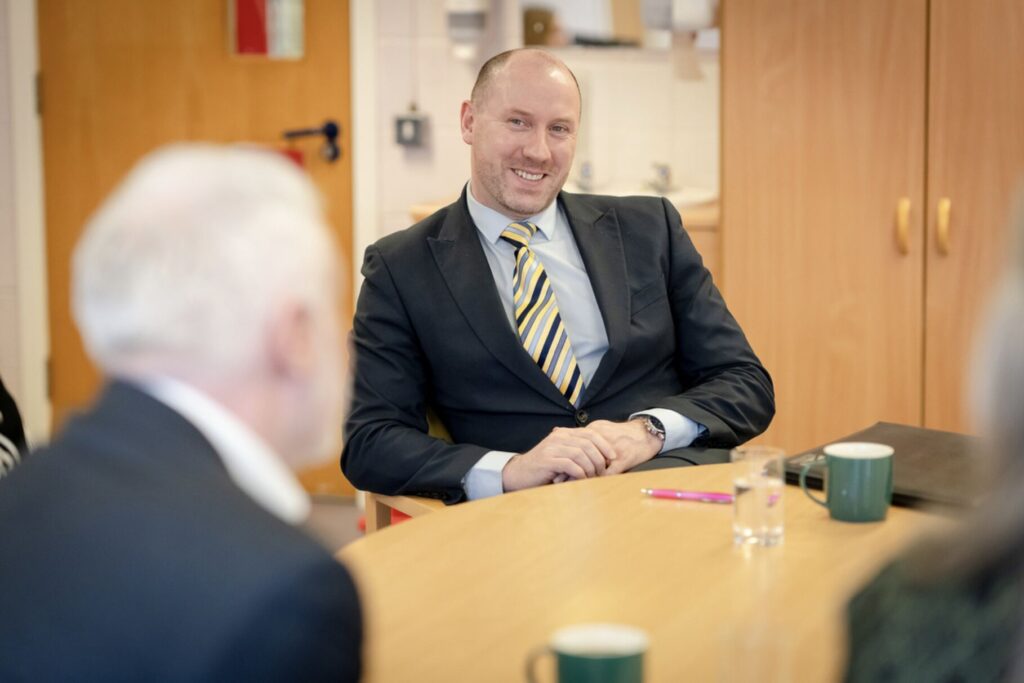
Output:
[372, 0, 520, 241]
[0, 0, 18, 393]
[351, 1, 378, 286]
[558, 46, 719, 194]
[1, 0, 50, 443]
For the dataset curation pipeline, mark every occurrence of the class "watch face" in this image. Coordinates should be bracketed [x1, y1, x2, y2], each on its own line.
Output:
[643, 416, 665, 439]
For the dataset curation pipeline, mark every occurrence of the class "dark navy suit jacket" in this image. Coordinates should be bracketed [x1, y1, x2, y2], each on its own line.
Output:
[0, 381, 362, 682]
[343, 190, 774, 503]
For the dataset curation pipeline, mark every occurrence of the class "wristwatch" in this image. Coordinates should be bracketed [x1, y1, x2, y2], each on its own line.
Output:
[636, 415, 666, 442]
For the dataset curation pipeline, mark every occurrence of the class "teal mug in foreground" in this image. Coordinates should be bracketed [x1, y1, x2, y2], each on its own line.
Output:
[799, 442, 894, 522]
[525, 623, 647, 683]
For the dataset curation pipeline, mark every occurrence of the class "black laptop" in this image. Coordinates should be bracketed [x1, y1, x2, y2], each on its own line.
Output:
[784, 421, 984, 509]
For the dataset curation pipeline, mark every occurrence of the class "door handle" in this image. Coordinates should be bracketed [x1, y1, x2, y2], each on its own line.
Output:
[936, 197, 951, 255]
[895, 198, 910, 255]
[282, 119, 342, 162]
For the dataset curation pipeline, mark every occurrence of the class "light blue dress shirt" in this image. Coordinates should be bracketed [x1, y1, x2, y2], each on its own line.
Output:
[462, 184, 703, 499]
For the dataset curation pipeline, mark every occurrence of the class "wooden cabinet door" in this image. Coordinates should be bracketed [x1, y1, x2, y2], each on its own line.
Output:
[722, 0, 928, 453]
[39, 0, 355, 496]
[924, 0, 1024, 433]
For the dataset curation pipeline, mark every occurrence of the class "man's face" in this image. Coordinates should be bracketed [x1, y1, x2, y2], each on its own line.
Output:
[461, 55, 580, 220]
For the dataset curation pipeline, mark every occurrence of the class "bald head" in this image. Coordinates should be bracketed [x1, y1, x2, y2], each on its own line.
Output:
[471, 48, 581, 113]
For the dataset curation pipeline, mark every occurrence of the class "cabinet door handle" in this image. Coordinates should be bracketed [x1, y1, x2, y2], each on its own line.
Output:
[936, 197, 952, 255]
[896, 198, 911, 255]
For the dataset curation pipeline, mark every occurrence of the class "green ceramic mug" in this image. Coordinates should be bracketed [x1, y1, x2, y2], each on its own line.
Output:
[799, 442, 894, 522]
[525, 623, 647, 683]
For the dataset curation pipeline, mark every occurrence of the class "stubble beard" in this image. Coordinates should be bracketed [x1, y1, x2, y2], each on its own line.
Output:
[478, 162, 562, 220]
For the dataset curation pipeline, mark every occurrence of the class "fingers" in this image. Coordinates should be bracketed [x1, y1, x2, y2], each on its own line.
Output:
[604, 457, 633, 476]
[536, 425, 636, 480]
[582, 419, 661, 475]
[560, 434, 605, 477]
[503, 452, 582, 492]
[552, 458, 589, 481]
[577, 428, 618, 465]
[514, 427, 610, 485]
[508, 421, 655, 492]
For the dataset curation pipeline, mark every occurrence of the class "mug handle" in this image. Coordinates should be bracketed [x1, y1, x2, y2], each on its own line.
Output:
[799, 457, 828, 508]
[525, 645, 552, 683]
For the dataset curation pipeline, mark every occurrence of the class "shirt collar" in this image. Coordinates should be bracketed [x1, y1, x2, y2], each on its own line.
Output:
[140, 375, 311, 525]
[466, 182, 560, 245]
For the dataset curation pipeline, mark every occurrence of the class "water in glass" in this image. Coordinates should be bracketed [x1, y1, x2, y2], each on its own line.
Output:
[732, 474, 784, 546]
[731, 445, 785, 546]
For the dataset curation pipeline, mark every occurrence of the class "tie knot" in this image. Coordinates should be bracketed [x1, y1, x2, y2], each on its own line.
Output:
[500, 222, 539, 249]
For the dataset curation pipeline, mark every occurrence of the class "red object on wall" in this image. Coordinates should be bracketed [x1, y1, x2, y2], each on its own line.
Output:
[235, 0, 268, 55]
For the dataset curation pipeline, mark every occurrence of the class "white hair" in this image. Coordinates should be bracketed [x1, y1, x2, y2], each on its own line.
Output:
[73, 144, 337, 381]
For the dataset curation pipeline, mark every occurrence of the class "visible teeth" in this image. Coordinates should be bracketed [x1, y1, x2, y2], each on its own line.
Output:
[514, 169, 543, 181]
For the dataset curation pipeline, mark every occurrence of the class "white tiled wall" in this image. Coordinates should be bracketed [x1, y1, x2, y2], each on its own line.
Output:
[369, 0, 719, 244]
[373, 0, 520, 239]
[0, 0, 22, 395]
[559, 47, 719, 194]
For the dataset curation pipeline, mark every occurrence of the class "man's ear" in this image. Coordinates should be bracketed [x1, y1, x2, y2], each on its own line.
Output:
[459, 100, 475, 144]
[267, 302, 314, 378]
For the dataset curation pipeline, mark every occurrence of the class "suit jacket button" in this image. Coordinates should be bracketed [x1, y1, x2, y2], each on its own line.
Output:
[575, 409, 589, 426]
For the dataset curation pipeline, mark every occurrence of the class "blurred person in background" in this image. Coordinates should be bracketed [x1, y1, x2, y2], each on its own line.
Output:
[0, 145, 362, 682]
[844, 193, 1024, 682]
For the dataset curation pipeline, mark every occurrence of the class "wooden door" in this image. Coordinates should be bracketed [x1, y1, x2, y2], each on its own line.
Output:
[39, 0, 355, 496]
[923, 0, 1024, 433]
[721, 0, 928, 454]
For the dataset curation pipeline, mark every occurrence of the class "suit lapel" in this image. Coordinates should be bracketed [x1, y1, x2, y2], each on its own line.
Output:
[427, 192, 570, 408]
[560, 193, 630, 404]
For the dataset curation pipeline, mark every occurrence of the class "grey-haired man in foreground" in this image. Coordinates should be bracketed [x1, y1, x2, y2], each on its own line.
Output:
[0, 145, 362, 681]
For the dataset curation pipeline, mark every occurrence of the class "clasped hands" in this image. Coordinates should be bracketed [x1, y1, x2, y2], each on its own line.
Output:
[501, 419, 663, 492]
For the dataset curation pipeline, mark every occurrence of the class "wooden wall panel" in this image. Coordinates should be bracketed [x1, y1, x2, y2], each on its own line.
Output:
[721, 0, 928, 453]
[924, 0, 1024, 433]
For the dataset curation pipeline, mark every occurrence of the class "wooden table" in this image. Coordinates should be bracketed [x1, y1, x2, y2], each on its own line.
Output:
[339, 464, 939, 682]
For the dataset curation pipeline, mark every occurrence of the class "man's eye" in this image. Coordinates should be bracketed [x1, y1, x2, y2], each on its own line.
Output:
[509, 118, 526, 127]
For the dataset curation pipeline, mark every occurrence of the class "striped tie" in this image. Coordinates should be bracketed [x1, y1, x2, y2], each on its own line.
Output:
[500, 221, 585, 406]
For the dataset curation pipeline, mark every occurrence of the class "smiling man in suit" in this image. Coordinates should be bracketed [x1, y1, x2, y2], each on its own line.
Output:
[343, 48, 774, 504]
[0, 145, 361, 681]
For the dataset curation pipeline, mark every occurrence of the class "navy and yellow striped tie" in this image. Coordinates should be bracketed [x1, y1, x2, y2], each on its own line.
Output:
[500, 221, 585, 406]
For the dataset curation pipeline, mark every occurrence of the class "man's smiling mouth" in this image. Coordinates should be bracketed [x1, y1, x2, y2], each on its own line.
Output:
[512, 169, 544, 181]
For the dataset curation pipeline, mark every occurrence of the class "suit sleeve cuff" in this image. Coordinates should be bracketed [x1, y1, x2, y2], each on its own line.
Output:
[462, 450, 517, 500]
[630, 408, 706, 452]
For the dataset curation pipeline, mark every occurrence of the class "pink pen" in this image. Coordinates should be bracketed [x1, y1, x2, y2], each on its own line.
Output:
[640, 488, 735, 504]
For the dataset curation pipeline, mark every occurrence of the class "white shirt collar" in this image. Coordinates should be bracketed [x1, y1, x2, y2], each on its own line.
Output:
[140, 376, 311, 525]
[466, 182, 561, 244]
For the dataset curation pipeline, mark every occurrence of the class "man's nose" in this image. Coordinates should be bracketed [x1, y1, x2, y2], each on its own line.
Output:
[522, 128, 551, 162]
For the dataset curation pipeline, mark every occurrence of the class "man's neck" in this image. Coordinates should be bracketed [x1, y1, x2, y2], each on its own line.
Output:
[466, 181, 558, 223]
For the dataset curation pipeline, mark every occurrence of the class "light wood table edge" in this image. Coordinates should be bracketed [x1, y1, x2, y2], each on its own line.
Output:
[363, 492, 446, 533]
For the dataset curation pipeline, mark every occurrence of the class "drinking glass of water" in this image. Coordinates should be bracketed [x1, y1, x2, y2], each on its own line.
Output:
[731, 445, 786, 546]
